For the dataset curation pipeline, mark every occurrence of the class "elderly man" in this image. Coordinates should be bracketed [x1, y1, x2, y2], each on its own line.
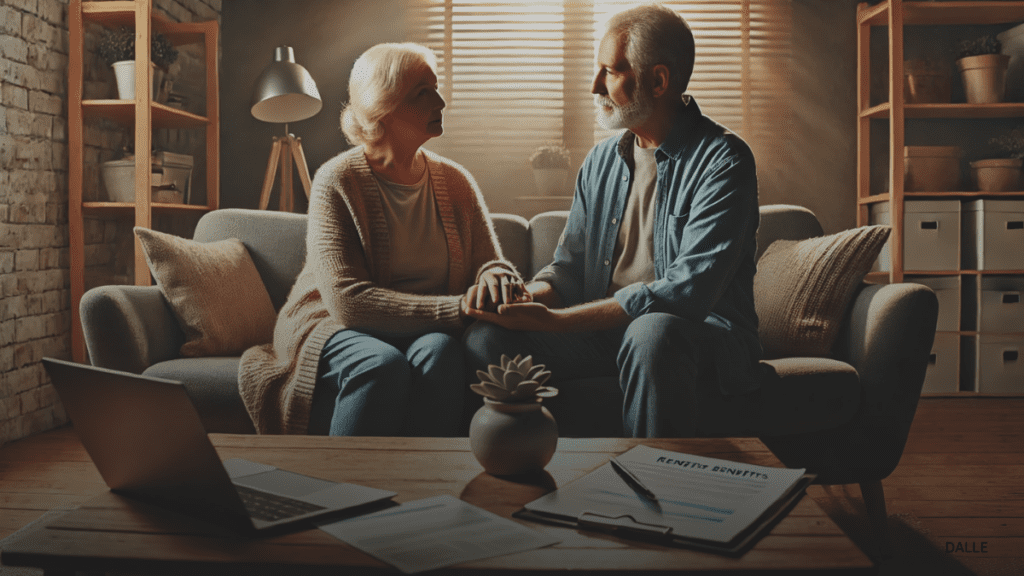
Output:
[463, 3, 761, 437]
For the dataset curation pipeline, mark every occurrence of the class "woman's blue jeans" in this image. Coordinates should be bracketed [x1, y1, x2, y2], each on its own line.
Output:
[308, 329, 465, 436]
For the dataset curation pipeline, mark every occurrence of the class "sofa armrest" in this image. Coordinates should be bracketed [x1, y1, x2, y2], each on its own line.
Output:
[762, 282, 938, 484]
[80, 285, 185, 373]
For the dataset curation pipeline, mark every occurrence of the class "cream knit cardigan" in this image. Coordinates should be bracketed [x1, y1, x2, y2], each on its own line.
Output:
[238, 147, 516, 434]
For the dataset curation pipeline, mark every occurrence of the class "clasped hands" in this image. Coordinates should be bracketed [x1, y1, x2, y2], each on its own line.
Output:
[460, 269, 559, 331]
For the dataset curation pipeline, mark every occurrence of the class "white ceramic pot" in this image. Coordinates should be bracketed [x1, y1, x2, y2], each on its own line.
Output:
[970, 158, 1023, 192]
[469, 398, 557, 476]
[112, 61, 158, 100]
[532, 168, 568, 196]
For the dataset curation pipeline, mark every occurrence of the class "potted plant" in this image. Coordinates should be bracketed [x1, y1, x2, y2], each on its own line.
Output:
[529, 144, 571, 196]
[956, 34, 1010, 104]
[904, 58, 951, 104]
[971, 128, 1024, 192]
[99, 27, 178, 101]
[468, 354, 558, 476]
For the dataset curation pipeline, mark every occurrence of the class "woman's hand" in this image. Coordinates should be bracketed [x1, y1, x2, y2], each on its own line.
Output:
[464, 302, 562, 331]
[465, 269, 531, 312]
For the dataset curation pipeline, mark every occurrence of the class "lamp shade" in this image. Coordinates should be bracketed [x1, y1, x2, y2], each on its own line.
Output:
[251, 46, 322, 123]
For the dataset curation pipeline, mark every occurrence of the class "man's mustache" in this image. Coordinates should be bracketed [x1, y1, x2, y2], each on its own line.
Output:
[594, 95, 617, 108]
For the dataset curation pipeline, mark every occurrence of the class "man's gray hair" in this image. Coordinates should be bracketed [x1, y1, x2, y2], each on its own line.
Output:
[340, 43, 438, 146]
[604, 4, 695, 94]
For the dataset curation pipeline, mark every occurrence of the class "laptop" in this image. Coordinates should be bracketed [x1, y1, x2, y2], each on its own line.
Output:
[42, 357, 397, 534]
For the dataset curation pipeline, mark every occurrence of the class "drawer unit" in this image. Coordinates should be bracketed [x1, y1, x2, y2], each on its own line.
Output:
[963, 200, 1024, 271]
[870, 200, 960, 271]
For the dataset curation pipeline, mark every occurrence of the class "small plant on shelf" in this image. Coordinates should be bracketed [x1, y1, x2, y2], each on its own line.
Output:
[957, 35, 1001, 60]
[98, 27, 178, 69]
[529, 144, 571, 170]
[990, 127, 1024, 160]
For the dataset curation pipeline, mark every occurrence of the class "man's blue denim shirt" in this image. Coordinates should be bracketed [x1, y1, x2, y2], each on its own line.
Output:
[534, 98, 762, 394]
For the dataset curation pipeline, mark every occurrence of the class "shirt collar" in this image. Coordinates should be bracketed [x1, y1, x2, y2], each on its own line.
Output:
[616, 95, 701, 163]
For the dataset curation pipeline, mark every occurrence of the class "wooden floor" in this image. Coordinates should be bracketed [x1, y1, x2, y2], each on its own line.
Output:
[0, 397, 1021, 575]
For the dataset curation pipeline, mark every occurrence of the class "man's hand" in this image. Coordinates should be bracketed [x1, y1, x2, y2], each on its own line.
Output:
[465, 269, 531, 312]
[463, 302, 564, 331]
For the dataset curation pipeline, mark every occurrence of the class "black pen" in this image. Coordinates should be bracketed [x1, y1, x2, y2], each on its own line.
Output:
[609, 457, 658, 501]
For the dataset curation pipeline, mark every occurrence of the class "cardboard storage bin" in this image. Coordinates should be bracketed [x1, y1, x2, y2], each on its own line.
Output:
[922, 332, 960, 394]
[903, 146, 961, 192]
[977, 276, 1024, 333]
[101, 152, 193, 204]
[913, 276, 961, 331]
[975, 335, 1024, 393]
[962, 200, 1024, 270]
[869, 200, 960, 271]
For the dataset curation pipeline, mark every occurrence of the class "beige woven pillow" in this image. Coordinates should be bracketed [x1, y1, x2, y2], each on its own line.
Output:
[754, 225, 890, 359]
[134, 227, 277, 357]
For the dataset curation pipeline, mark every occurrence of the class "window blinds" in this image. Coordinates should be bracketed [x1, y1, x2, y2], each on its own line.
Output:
[406, 0, 793, 203]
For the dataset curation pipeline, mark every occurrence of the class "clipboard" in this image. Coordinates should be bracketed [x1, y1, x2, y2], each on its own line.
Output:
[513, 473, 813, 556]
[511, 445, 816, 557]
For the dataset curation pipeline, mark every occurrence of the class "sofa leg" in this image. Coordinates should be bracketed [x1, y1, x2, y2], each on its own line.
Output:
[860, 479, 892, 560]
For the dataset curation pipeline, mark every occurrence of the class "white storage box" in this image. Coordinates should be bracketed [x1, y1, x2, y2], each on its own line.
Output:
[962, 200, 1024, 270]
[978, 276, 1024, 333]
[913, 276, 961, 331]
[101, 153, 193, 204]
[922, 332, 960, 394]
[870, 200, 960, 271]
[975, 335, 1024, 393]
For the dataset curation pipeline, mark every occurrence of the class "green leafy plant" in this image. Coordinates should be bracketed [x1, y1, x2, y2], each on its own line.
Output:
[990, 128, 1024, 160]
[98, 27, 179, 69]
[471, 355, 557, 403]
[530, 144, 570, 170]
[957, 35, 1002, 59]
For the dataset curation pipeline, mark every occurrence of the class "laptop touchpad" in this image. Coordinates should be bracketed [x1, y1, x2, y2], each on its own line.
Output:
[233, 470, 335, 498]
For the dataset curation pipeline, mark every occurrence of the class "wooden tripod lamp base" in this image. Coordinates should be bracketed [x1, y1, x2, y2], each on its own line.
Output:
[258, 134, 312, 212]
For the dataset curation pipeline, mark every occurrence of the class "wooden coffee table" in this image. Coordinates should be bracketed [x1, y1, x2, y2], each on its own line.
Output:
[1, 434, 872, 574]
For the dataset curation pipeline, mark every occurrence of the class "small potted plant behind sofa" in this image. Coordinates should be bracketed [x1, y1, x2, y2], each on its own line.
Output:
[971, 128, 1024, 192]
[956, 34, 1010, 104]
[529, 144, 571, 196]
[99, 26, 178, 101]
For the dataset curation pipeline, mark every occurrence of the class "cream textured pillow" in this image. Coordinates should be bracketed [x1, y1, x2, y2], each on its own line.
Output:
[134, 227, 277, 357]
[754, 225, 890, 359]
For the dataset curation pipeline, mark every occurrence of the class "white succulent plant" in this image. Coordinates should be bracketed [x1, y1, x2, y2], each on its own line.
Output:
[471, 354, 557, 403]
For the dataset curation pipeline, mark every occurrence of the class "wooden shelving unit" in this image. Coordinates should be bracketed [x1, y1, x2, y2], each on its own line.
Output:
[68, 0, 219, 362]
[856, 0, 1024, 396]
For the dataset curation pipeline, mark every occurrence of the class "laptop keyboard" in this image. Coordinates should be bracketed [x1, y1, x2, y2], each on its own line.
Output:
[235, 484, 326, 522]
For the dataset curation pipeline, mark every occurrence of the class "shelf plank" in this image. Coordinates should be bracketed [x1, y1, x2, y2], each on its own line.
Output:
[82, 2, 204, 45]
[859, 1, 1024, 26]
[904, 191, 1024, 197]
[861, 102, 1024, 119]
[83, 100, 208, 129]
[83, 202, 212, 219]
[858, 194, 890, 205]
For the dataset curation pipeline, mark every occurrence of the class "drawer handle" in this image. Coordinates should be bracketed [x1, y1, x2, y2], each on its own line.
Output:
[1003, 293, 1020, 304]
[1004, 350, 1019, 363]
[920, 221, 938, 230]
[1008, 221, 1023, 230]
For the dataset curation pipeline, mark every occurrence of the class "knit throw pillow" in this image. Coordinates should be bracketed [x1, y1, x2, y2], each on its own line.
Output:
[754, 225, 891, 359]
[134, 227, 277, 357]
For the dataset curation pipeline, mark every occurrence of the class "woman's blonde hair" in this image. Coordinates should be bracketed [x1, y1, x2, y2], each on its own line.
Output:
[340, 43, 438, 146]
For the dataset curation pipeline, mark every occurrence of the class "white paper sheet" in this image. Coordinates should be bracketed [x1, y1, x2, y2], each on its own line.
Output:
[318, 495, 560, 574]
[524, 444, 807, 543]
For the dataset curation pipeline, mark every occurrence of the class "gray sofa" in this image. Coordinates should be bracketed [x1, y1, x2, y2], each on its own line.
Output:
[82, 206, 937, 554]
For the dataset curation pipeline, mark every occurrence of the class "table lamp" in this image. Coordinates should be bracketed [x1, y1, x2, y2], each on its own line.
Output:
[251, 45, 322, 212]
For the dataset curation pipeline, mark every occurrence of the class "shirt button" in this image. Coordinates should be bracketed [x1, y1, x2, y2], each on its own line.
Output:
[604, 259, 610, 266]
[622, 175, 628, 182]
[611, 218, 617, 224]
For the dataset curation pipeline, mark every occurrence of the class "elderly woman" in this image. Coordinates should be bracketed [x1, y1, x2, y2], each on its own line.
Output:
[239, 43, 524, 436]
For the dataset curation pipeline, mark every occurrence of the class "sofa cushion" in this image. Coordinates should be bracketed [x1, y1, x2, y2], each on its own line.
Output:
[754, 225, 890, 359]
[143, 357, 254, 434]
[135, 227, 277, 358]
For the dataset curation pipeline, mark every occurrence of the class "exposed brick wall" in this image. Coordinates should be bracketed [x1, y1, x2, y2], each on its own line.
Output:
[0, 0, 222, 447]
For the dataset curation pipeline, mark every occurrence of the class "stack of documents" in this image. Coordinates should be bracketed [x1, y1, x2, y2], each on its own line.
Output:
[514, 444, 814, 556]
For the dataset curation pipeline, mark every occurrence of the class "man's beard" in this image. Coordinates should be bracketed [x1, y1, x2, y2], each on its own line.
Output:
[594, 87, 654, 130]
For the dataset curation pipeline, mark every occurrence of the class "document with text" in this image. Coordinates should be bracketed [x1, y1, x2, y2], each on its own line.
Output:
[517, 444, 812, 554]
[318, 495, 560, 574]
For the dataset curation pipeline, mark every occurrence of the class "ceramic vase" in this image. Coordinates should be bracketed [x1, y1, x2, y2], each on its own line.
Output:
[469, 398, 557, 476]
[957, 54, 1011, 104]
[971, 158, 1023, 192]
[112, 61, 159, 100]
[533, 168, 568, 196]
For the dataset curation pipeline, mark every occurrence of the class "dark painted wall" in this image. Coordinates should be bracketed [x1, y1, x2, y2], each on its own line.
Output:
[221, 0, 410, 210]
